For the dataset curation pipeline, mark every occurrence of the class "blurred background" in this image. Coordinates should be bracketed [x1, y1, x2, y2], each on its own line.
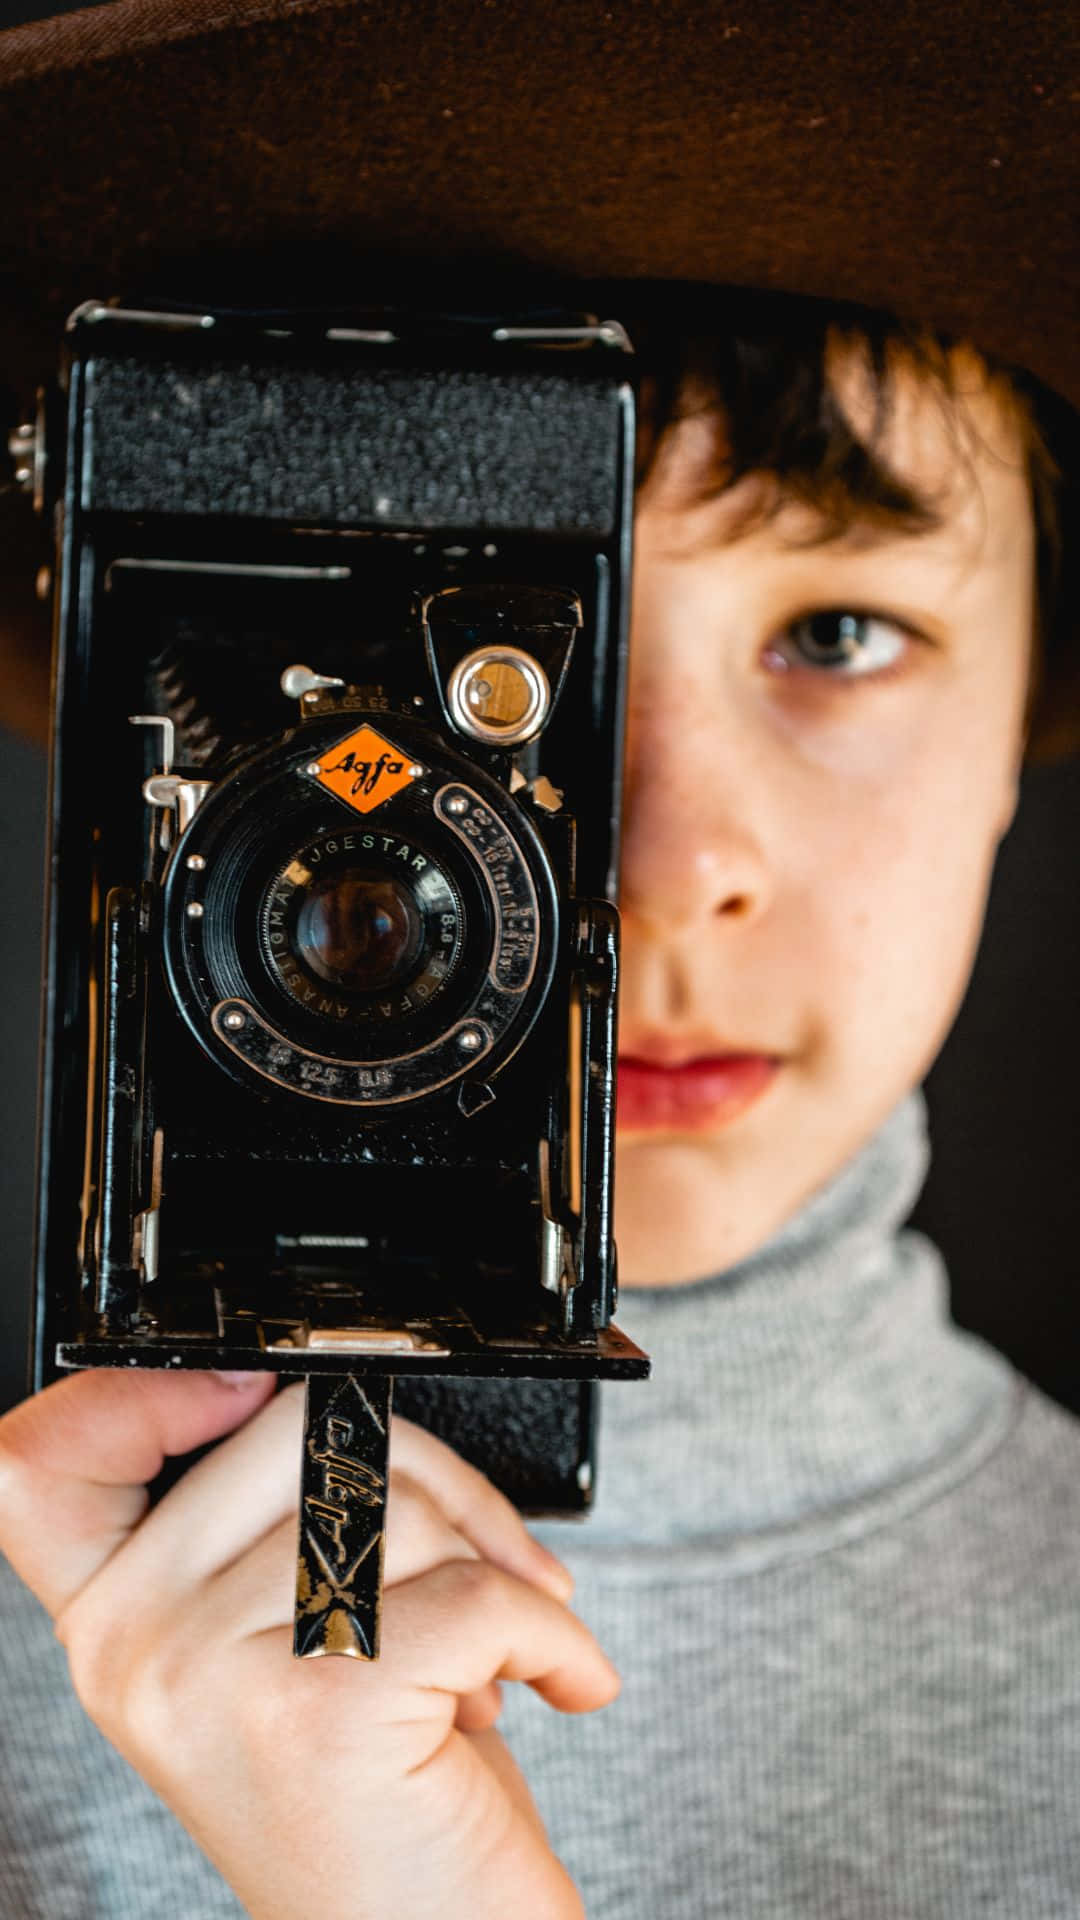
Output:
[3, 562, 1080, 1418]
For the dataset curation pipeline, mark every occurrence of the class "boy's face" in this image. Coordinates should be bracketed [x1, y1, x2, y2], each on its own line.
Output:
[614, 347, 1034, 1286]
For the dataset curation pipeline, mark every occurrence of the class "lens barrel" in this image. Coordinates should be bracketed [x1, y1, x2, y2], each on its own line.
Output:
[161, 708, 559, 1107]
[294, 868, 420, 993]
[261, 826, 465, 1029]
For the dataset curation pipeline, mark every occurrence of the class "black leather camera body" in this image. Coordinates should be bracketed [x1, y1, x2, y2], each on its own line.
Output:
[31, 300, 648, 1654]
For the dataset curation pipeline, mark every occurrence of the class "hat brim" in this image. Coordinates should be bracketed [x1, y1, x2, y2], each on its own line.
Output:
[0, 0, 1076, 410]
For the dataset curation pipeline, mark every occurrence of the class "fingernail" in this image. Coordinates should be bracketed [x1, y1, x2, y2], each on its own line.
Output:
[212, 1370, 265, 1388]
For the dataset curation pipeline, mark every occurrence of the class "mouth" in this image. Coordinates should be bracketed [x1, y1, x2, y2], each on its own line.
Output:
[615, 1052, 781, 1133]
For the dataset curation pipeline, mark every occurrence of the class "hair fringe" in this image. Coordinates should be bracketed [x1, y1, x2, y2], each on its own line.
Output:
[629, 289, 1075, 759]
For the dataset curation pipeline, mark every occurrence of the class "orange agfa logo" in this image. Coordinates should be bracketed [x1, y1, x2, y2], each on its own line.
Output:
[312, 725, 422, 815]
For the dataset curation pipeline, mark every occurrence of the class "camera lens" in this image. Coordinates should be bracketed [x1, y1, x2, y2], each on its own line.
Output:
[260, 828, 467, 1028]
[294, 867, 422, 992]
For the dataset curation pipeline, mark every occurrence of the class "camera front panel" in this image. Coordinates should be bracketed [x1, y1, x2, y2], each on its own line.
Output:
[161, 712, 560, 1108]
[34, 305, 643, 1402]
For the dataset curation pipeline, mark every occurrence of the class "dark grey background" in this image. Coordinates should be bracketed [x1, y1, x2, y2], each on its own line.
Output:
[2, 728, 1078, 1417]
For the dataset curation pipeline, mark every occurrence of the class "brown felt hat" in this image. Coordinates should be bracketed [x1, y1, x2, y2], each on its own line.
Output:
[0, 0, 1078, 750]
[0, 0, 1077, 410]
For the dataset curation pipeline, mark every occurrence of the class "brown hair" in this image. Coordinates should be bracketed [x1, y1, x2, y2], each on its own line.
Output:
[627, 288, 1077, 760]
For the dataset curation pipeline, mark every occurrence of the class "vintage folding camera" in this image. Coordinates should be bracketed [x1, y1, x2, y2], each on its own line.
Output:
[28, 298, 648, 1656]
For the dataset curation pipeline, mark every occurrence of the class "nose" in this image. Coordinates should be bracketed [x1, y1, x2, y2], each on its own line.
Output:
[618, 688, 773, 938]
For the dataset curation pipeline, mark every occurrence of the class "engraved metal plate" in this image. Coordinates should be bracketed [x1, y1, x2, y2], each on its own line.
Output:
[305, 721, 424, 815]
[295, 1373, 392, 1660]
[199, 780, 546, 1104]
[434, 783, 539, 994]
[211, 998, 497, 1101]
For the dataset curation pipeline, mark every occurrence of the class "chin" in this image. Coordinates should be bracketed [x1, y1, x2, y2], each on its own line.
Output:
[613, 1140, 765, 1286]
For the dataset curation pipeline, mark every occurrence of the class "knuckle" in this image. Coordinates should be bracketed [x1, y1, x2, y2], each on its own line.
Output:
[118, 1664, 189, 1774]
[60, 1595, 189, 1764]
[386, 1461, 425, 1507]
[390, 1414, 481, 1483]
[460, 1475, 524, 1538]
[0, 1453, 24, 1549]
[0, 1414, 37, 1512]
[57, 1600, 122, 1730]
[385, 1468, 441, 1541]
[439, 1553, 509, 1613]
[389, 1415, 525, 1532]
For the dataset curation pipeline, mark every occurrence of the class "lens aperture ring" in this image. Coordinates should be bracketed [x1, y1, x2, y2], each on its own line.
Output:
[163, 721, 558, 1108]
[260, 826, 464, 1025]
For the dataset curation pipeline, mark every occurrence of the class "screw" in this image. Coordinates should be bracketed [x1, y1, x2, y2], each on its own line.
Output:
[408, 763, 424, 778]
[186, 901, 204, 919]
[222, 1009, 246, 1031]
[458, 1028, 483, 1052]
[446, 794, 468, 816]
[305, 761, 322, 777]
[412, 695, 425, 706]
[186, 853, 206, 871]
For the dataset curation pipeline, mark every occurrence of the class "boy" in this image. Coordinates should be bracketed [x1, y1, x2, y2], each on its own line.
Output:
[0, 292, 1076, 1918]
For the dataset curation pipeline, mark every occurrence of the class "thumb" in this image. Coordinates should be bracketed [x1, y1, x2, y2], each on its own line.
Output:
[0, 1368, 276, 1621]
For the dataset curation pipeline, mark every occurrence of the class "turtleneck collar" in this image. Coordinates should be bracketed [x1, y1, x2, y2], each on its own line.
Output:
[583, 1093, 1017, 1553]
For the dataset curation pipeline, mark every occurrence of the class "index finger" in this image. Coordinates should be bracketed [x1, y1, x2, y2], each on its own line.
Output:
[0, 1368, 276, 1620]
[390, 1417, 574, 1600]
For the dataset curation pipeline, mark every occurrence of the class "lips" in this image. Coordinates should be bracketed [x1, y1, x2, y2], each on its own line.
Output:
[615, 1051, 780, 1132]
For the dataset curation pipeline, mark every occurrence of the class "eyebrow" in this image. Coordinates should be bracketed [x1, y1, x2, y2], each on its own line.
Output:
[823, 514, 945, 552]
[703, 447, 945, 545]
[777, 446, 958, 547]
[671, 449, 954, 558]
[775, 490, 1012, 591]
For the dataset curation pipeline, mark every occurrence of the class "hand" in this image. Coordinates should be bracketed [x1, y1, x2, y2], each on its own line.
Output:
[0, 1371, 619, 1919]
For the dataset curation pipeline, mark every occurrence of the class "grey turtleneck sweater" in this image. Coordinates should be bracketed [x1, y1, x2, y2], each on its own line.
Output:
[2, 1094, 1080, 1916]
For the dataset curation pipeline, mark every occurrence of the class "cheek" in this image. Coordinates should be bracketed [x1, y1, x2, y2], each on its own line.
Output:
[805, 724, 1009, 1082]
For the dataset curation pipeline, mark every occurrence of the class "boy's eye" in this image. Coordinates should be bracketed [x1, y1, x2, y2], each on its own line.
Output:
[767, 610, 910, 678]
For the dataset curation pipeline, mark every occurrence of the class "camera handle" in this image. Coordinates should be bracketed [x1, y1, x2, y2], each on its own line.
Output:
[294, 1370, 393, 1659]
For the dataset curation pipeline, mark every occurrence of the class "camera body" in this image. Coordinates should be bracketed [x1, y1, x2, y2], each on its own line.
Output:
[33, 301, 647, 1533]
